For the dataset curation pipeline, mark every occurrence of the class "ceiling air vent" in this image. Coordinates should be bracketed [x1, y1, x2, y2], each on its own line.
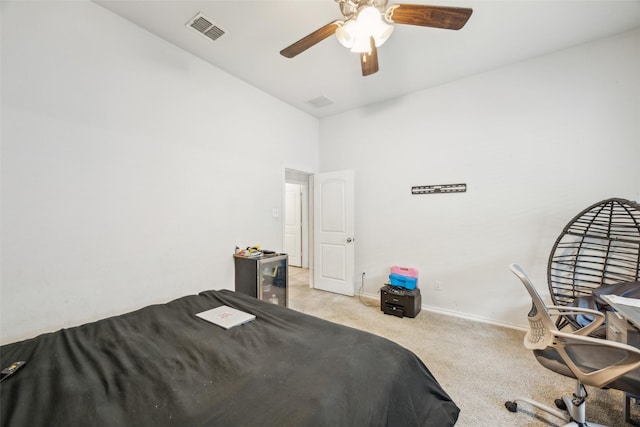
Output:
[186, 13, 227, 42]
[306, 96, 335, 108]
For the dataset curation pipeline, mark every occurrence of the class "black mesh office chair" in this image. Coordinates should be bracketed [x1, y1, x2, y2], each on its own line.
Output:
[505, 263, 640, 426]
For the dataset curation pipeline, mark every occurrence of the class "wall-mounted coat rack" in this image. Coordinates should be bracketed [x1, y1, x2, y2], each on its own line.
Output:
[411, 183, 466, 195]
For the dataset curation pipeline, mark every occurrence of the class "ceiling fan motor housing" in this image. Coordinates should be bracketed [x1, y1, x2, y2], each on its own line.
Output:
[336, 0, 389, 20]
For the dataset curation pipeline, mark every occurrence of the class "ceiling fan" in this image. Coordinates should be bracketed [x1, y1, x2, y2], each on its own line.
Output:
[280, 0, 473, 77]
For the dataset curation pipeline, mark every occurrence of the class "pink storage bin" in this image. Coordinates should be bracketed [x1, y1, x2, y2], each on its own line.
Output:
[390, 266, 418, 278]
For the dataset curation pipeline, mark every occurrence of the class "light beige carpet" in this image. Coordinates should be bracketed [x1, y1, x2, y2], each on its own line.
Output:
[287, 267, 637, 426]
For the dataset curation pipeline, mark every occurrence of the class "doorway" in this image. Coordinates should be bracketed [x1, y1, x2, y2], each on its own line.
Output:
[283, 168, 356, 297]
[284, 169, 312, 290]
[284, 182, 303, 267]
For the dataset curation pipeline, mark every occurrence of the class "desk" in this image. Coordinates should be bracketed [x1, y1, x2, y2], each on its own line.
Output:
[601, 294, 640, 426]
[601, 294, 640, 330]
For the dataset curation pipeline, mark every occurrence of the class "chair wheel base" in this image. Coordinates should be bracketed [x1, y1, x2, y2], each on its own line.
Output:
[505, 401, 518, 412]
[555, 398, 567, 410]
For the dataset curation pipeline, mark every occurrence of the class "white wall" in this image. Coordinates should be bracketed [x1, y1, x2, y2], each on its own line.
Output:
[2, 2, 638, 343]
[0, 1, 319, 344]
[319, 28, 640, 328]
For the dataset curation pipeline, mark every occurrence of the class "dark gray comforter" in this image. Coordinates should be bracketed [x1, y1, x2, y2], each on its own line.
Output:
[0, 290, 459, 426]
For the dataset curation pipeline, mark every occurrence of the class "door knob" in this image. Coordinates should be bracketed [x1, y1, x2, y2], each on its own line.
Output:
[347, 237, 353, 243]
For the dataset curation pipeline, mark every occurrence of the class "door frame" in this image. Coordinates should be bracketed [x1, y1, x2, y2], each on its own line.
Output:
[283, 168, 355, 295]
[284, 182, 303, 267]
[283, 169, 312, 272]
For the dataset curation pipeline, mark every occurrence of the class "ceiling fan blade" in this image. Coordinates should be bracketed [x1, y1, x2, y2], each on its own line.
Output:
[280, 20, 341, 58]
[387, 4, 472, 30]
[360, 37, 379, 77]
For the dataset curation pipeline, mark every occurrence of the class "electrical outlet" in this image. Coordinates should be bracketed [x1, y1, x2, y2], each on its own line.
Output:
[435, 281, 442, 291]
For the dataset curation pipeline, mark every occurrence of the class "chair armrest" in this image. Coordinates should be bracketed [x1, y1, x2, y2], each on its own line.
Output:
[547, 305, 605, 336]
[554, 330, 640, 389]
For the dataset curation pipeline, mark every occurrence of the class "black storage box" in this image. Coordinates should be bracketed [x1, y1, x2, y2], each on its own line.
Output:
[381, 285, 421, 318]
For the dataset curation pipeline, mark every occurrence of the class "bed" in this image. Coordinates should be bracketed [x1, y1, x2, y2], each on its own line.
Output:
[0, 290, 459, 426]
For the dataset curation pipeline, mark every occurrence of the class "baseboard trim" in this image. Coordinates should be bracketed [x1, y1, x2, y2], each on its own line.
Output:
[359, 290, 527, 332]
[421, 305, 527, 331]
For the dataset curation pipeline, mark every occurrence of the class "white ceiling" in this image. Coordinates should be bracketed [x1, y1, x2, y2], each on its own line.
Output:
[93, 0, 640, 118]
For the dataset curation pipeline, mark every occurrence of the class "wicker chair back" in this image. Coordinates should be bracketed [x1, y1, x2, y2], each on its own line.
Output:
[547, 198, 640, 311]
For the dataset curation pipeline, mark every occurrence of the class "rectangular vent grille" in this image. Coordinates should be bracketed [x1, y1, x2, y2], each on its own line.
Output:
[306, 96, 335, 108]
[186, 13, 227, 42]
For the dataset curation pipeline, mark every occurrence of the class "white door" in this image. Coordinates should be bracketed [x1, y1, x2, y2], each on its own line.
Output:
[313, 170, 355, 296]
[284, 183, 302, 267]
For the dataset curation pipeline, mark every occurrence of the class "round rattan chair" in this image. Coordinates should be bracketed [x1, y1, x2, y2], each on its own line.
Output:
[547, 198, 640, 332]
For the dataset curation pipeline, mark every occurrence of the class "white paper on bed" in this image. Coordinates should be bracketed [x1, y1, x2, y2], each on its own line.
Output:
[196, 305, 256, 329]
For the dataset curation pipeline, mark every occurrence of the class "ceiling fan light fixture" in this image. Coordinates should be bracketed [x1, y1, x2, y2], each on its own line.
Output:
[336, 19, 357, 48]
[373, 22, 393, 47]
[357, 6, 381, 28]
[350, 33, 373, 53]
[280, 2, 473, 77]
[347, 6, 393, 52]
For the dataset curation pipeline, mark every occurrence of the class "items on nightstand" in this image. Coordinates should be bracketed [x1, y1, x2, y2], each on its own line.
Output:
[235, 245, 264, 257]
